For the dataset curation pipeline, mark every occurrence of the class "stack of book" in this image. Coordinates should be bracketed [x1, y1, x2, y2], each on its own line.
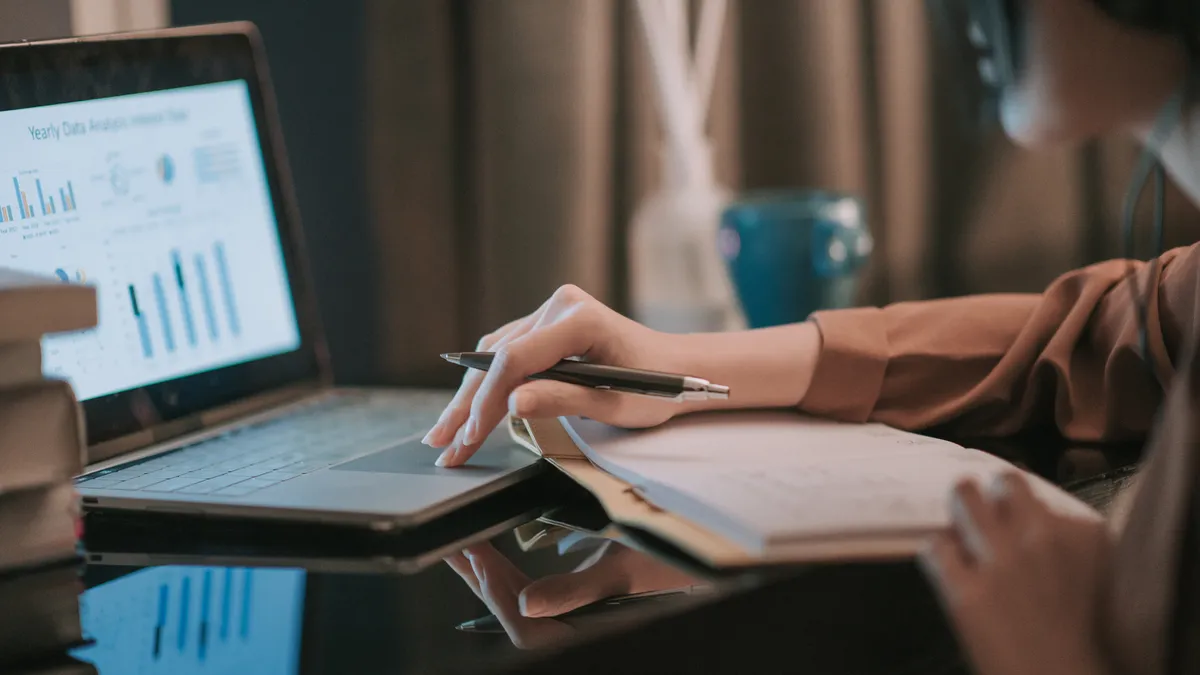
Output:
[0, 268, 96, 672]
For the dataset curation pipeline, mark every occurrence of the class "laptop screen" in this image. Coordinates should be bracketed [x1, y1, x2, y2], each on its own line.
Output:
[0, 30, 326, 448]
[1, 80, 302, 401]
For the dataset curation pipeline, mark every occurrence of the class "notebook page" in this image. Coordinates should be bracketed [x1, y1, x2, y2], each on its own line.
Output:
[563, 413, 1097, 554]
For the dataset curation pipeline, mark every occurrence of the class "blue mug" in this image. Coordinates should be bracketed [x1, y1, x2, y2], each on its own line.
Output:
[718, 191, 871, 329]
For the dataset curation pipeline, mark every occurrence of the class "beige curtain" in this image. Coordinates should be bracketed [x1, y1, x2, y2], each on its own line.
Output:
[363, 0, 1200, 386]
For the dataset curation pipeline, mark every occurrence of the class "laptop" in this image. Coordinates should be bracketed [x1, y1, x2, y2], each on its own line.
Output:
[0, 24, 541, 529]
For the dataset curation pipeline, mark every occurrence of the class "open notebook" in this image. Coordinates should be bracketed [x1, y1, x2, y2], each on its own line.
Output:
[510, 411, 1098, 567]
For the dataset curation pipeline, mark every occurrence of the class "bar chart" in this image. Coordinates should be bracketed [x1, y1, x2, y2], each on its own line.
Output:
[4, 80, 303, 401]
[150, 569, 261, 660]
[126, 243, 243, 361]
[174, 251, 198, 347]
[0, 174, 78, 222]
[74, 565, 306, 674]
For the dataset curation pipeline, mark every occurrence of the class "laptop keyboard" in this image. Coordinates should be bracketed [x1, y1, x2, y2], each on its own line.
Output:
[77, 394, 444, 498]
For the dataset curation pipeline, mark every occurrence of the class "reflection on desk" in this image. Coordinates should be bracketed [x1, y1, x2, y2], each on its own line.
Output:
[73, 566, 305, 674]
[59, 434, 1143, 675]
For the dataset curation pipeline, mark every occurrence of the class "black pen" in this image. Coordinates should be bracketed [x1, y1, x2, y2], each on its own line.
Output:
[441, 352, 730, 402]
[455, 588, 705, 633]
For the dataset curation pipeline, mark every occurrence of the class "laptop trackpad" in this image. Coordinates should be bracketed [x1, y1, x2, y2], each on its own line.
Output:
[331, 437, 523, 476]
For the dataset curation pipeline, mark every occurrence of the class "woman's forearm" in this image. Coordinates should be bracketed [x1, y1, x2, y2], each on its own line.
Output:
[667, 321, 821, 414]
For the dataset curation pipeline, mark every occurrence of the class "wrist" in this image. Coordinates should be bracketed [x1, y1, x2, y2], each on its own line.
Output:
[660, 321, 822, 415]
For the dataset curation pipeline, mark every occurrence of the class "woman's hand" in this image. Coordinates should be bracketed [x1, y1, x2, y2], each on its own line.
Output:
[422, 285, 685, 467]
[918, 473, 1112, 675]
[424, 284, 824, 467]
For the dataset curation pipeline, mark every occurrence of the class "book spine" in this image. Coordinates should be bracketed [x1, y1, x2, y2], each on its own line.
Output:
[0, 340, 42, 390]
[0, 483, 82, 575]
[0, 380, 84, 495]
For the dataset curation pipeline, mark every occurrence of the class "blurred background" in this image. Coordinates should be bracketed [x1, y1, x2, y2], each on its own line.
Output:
[6, 0, 1199, 387]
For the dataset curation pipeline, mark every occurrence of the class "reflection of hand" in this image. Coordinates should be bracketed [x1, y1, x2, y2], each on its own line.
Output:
[446, 539, 702, 649]
[917, 473, 1112, 675]
[445, 544, 576, 650]
[519, 539, 701, 618]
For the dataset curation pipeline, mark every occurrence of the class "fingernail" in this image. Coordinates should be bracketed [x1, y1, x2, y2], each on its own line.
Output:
[463, 416, 480, 445]
[509, 390, 534, 418]
[420, 429, 436, 446]
[435, 446, 454, 467]
[518, 593, 540, 617]
[949, 491, 965, 521]
[989, 474, 1011, 502]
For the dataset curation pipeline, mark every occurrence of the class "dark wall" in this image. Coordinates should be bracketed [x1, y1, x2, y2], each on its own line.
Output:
[171, 0, 378, 384]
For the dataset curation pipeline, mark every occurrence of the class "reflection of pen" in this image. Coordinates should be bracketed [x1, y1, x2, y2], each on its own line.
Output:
[455, 587, 707, 633]
[441, 352, 730, 402]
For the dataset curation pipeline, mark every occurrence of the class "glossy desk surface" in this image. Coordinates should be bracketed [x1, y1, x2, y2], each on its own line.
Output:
[62, 436, 1139, 675]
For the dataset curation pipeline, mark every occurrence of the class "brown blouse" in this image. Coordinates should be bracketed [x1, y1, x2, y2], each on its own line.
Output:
[800, 243, 1200, 441]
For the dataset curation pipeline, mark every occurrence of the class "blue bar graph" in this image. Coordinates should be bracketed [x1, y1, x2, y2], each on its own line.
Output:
[199, 570, 212, 661]
[152, 273, 176, 353]
[59, 188, 66, 213]
[154, 584, 168, 659]
[35, 179, 45, 215]
[68, 180, 76, 209]
[129, 285, 153, 358]
[11, 177, 22, 219]
[173, 251, 198, 347]
[240, 570, 252, 639]
[196, 254, 219, 342]
[220, 568, 233, 641]
[178, 575, 191, 652]
[214, 242, 241, 337]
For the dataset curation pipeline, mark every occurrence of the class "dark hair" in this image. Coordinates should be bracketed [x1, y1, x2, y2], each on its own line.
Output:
[1091, 0, 1198, 55]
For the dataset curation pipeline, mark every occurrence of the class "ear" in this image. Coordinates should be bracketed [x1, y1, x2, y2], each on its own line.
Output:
[1001, 0, 1186, 147]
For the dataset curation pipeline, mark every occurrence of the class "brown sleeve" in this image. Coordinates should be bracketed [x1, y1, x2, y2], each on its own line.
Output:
[800, 243, 1200, 442]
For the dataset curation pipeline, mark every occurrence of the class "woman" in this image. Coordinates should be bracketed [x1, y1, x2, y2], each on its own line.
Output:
[429, 0, 1197, 672]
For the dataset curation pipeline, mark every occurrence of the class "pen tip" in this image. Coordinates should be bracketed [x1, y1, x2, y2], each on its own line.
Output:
[441, 353, 461, 362]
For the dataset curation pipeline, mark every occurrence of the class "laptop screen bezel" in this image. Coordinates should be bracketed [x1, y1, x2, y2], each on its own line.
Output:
[0, 25, 329, 449]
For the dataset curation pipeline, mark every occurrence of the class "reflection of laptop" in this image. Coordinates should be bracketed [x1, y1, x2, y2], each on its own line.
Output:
[72, 566, 306, 674]
[0, 24, 539, 528]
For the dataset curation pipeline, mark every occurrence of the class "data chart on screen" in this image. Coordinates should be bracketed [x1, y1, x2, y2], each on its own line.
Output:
[0, 81, 302, 400]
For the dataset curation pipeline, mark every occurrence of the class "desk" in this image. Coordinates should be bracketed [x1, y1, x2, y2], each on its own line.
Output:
[56, 437, 1140, 675]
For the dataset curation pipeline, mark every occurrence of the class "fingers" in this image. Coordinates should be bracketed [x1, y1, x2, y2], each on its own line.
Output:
[508, 380, 626, 423]
[424, 374, 480, 448]
[430, 315, 542, 466]
[917, 530, 972, 609]
[949, 479, 1001, 564]
[460, 544, 575, 650]
[462, 310, 596, 452]
[426, 315, 532, 447]
[444, 552, 483, 600]
[518, 565, 631, 618]
[990, 471, 1042, 526]
[518, 542, 630, 618]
